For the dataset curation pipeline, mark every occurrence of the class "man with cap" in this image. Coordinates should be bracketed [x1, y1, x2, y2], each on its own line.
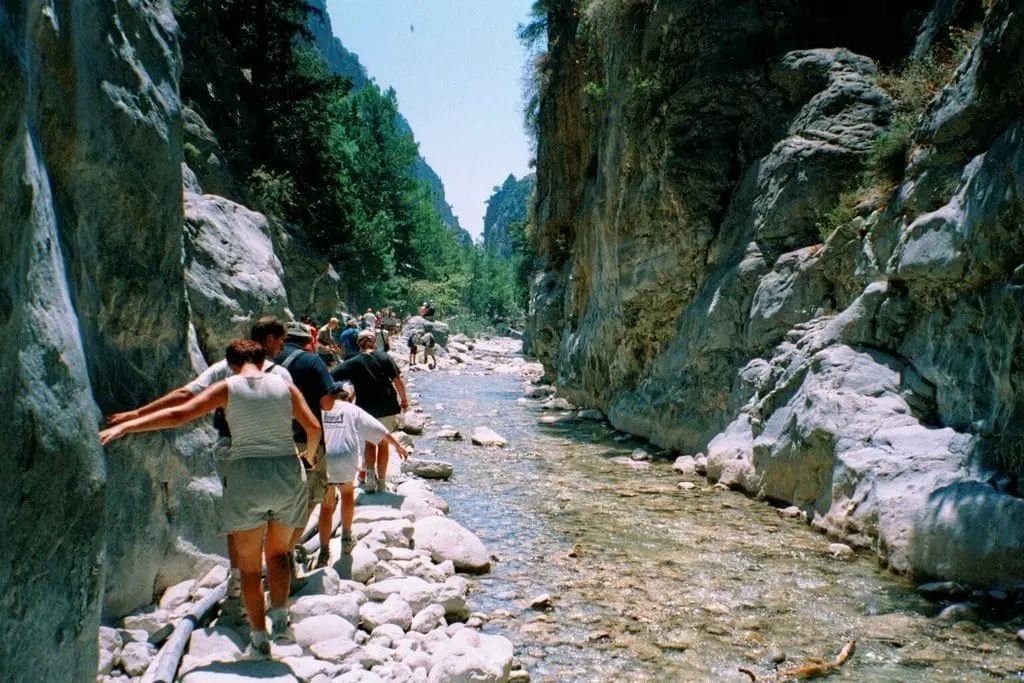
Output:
[275, 321, 335, 576]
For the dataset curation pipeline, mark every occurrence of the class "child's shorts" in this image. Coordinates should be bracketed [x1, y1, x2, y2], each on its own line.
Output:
[327, 450, 359, 484]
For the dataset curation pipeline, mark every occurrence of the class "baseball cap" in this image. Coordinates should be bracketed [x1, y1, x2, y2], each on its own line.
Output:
[285, 321, 312, 341]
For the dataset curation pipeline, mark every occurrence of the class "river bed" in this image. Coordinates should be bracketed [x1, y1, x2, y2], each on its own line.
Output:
[404, 345, 1024, 682]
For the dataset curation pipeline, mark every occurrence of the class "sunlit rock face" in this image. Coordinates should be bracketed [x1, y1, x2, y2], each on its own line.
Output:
[0, 2, 222, 677]
[529, 0, 1024, 585]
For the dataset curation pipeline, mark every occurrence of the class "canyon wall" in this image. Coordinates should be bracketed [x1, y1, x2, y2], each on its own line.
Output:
[528, 0, 1024, 586]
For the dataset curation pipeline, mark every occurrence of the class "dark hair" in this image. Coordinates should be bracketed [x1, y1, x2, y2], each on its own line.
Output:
[250, 317, 286, 343]
[226, 339, 265, 367]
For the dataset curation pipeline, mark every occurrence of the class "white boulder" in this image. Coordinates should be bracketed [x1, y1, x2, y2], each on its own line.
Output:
[413, 517, 491, 574]
[470, 427, 508, 447]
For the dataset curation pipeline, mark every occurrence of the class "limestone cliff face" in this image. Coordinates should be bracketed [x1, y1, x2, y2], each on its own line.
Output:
[0, 1, 211, 678]
[529, 0, 1024, 585]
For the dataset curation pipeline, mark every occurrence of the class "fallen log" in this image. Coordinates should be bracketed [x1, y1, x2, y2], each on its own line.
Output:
[737, 640, 856, 682]
[299, 503, 322, 543]
[140, 581, 228, 683]
[779, 640, 856, 680]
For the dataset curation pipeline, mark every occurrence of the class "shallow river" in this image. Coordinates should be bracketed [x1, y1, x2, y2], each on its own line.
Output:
[406, 357, 1024, 682]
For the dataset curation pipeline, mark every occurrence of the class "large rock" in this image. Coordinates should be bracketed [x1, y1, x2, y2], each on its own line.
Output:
[470, 427, 508, 447]
[412, 518, 491, 574]
[359, 595, 414, 631]
[270, 221, 347, 320]
[183, 193, 291, 358]
[293, 614, 357, 648]
[426, 629, 514, 683]
[401, 459, 455, 480]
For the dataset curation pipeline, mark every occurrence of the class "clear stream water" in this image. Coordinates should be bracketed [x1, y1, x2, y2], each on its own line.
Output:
[404, 348, 1024, 682]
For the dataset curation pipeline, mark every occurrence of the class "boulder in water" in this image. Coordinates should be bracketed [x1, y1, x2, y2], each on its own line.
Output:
[427, 628, 514, 683]
[471, 427, 508, 447]
[401, 459, 455, 480]
[400, 411, 426, 435]
[413, 517, 491, 574]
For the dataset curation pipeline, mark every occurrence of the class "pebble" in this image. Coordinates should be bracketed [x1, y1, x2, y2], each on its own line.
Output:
[118, 641, 156, 676]
[936, 602, 979, 622]
[828, 543, 854, 559]
[770, 648, 786, 664]
[677, 481, 697, 490]
[1017, 628, 1024, 643]
[529, 594, 553, 610]
[672, 455, 696, 474]
[778, 506, 803, 518]
[917, 581, 966, 599]
[631, 448, 650, 461]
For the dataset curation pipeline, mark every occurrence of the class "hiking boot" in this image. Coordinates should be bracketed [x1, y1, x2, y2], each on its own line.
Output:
[314, 546, 330, 569]
[244, 630, 271, 659]
[341, 534, 356, 555]
[268, 607, 295, 644]
[288, 552, 307, 594]
[364, 469, 378, 494]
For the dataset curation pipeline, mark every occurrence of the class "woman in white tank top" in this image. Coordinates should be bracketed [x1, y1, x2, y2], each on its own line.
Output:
[100, 339, 321, 656]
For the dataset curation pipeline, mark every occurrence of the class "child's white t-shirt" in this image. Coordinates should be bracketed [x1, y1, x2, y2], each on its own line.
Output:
[322, 401, 390, 483]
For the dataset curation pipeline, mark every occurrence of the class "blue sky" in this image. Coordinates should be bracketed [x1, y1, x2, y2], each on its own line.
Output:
[326, 1, 536, 240]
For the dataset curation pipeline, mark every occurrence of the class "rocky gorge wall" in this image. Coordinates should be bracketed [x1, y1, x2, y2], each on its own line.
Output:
[0, 2, 353, 678]
[528, 0, 1024, 587]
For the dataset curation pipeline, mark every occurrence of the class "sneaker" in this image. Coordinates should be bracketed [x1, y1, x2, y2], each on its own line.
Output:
[268, 607, 295, 644]
[364, 469, 378, 494]
[288, 552, 308, 594]
[314, 546, 330, 569]
[245, 630, 271, 659]
[375, 478, 388, 494]
[341, 534, 356, 554]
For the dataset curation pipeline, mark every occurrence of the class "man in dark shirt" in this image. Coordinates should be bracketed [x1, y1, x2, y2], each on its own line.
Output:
[332, 330, 409, 493]
[276, 322, 336, 572]
[339, 317, 360, 359]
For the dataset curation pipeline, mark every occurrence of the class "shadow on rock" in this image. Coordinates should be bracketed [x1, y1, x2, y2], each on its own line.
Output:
[909, 481, 1024, 588]
[180, 659, 295, 681]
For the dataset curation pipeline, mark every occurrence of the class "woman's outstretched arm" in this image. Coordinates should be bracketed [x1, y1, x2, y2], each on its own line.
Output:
[99, 383, 228, 445]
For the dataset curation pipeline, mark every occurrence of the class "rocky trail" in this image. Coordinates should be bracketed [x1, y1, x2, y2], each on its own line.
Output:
[96, 335, 1024, 682]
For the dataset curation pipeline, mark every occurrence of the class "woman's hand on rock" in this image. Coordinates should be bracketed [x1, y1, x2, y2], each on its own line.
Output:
[99, 425, 126, 445]
[106, 410, 138, 426]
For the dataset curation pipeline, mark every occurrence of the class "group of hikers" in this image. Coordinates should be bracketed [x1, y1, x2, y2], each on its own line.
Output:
[97, 304, 437, 657]
[299, 304, 439, 371]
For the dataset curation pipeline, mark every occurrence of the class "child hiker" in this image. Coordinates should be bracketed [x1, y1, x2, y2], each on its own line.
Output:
[318, 381, 409, 562]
